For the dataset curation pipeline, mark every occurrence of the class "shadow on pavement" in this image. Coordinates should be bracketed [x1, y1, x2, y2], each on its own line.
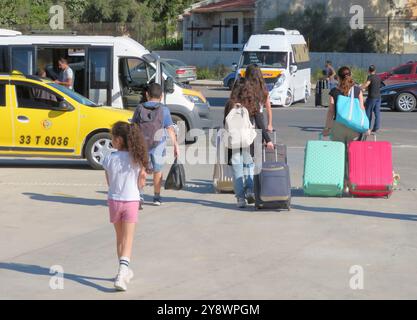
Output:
[22, 185, 414, 220]
[0, 159, 91, 170]
[292, 204, 417, 222]
[288, 125, 324, 132]
[0, 263, 116, 293]
[23, 193, 106, 207]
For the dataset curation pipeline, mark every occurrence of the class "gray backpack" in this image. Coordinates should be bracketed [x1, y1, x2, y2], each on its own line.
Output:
[132, 103, 164, 150]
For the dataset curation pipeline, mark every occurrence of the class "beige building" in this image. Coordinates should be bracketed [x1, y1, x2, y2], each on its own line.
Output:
[180, 0, 417, 53]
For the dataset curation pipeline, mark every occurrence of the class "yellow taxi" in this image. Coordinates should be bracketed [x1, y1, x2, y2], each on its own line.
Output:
[0, 72, 133, 169]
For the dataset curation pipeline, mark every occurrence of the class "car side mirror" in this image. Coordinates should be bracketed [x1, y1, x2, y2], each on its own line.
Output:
[56, 100, 74, 112]
[164, 77, 175, 94]
[232, 63, 238, 71]
[290, 64, 298, 74]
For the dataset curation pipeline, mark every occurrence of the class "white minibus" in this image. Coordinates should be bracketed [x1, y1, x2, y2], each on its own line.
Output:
[237, 28, 311, 107]
[0, 29, 212, 138]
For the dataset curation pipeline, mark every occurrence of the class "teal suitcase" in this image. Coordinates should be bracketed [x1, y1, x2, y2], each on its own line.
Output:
[303, 135, 345, 197]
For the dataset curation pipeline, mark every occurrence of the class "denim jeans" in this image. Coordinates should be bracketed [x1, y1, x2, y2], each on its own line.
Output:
[231, 149, 254, 199]
[365, 98, 381, 132]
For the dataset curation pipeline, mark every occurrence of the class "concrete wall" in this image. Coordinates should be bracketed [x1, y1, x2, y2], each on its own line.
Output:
[156, 50, 417, 72]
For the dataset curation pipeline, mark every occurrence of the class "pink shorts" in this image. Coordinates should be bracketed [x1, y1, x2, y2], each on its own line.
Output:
[108, 200, 139, 224]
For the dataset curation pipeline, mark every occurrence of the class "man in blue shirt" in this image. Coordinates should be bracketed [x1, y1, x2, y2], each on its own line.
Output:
[135, 84, 179, 207]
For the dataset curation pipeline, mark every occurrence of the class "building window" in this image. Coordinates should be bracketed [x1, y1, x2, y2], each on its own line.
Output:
[404, 26, 417, 44]
[243, 18, 254, 43]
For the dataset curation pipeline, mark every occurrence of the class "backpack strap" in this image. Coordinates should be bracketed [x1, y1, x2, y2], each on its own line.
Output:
[132, 103, 144, 123]
[133, 103, 163, 123]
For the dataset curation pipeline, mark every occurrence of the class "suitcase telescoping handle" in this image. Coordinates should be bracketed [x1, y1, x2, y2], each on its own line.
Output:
[318, 133, 333, 140]
[360, 133, 377, 142]
[263, 129, 279, 162]
[263, 144, 279, 162]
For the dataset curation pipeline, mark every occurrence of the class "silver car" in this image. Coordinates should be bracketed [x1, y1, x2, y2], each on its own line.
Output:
[162, 58, 197, 84]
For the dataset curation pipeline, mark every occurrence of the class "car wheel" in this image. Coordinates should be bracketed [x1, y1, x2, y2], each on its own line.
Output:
[282, 89, 293, 108]
[227, 79, 234, 90]
[171, 114, 197, 144]
[395, 92, 417, 112]
[85, 133, 114, 170]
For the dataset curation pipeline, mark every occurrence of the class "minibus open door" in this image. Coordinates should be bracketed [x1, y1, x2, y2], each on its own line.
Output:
[86, 46, 113, 106]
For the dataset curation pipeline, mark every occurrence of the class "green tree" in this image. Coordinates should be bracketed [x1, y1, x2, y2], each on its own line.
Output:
[265, 3, 384, 53]
[0, 0, 52, 27]
[80, 0, 143, 23]
[265, 4, 350, 52]
[346, 27, 384, 53]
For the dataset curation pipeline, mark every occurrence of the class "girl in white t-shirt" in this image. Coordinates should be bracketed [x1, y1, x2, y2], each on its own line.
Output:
[102, 121, 148, 291]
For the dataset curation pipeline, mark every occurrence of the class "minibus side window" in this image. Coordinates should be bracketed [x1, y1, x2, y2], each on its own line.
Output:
[0, 84, 5, 107]
[124, 59, 156, 86]
[11, 47, 35, 75]
[0, 47, 8, 73]
[15, 83, 63, 110]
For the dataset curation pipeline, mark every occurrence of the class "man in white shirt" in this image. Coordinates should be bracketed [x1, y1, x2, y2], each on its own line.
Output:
[55, 58, 74, 90]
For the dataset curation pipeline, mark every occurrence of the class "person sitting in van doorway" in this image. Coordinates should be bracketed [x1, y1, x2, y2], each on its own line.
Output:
[54, 58, 74, 90]
[134, 83, 180, 207]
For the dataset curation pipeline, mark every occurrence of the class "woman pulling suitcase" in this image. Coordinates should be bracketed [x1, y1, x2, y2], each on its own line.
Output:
[322, 66, 369, 193]
[224, 67, 274, 208]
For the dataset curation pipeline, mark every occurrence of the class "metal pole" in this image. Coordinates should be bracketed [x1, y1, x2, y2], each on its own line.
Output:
[219, 20, 222, 52]
[387, 16, 391, 54]
[191, 21, 194, 51]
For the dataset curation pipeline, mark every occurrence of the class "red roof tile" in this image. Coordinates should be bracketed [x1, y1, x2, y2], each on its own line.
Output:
[192, 0, 255, 13]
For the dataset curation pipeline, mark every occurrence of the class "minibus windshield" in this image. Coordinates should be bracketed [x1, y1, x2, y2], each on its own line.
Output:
[49, 83, 98, 107]
[242, 52, 288, 69]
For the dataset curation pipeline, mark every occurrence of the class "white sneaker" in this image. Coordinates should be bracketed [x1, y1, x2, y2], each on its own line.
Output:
[237, 198, 247, 208]
[125, 268, 134, 283]
[114, 268, 134, 283]
[114, 273, 128, 291]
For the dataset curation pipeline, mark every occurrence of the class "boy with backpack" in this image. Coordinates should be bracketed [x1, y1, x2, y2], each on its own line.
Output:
[132, 83, 180, 207]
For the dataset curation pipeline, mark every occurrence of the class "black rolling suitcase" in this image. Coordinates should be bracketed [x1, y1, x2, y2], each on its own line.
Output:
[315, 80, 331, 108]
[254, 146, 291, 211]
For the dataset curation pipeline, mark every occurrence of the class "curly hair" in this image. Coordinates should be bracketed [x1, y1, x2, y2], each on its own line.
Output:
[111, 121, 149, 168]
[244, 64, 269, 106]
[223, 79, 259, 119]
[338, 66, 355, 96]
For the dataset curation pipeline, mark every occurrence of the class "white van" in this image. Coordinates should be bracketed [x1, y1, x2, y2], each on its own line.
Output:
[0, 29, 212, 138]
[237, 28, 311, 107]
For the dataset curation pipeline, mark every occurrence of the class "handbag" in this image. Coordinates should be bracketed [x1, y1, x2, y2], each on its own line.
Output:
[335, 87, 370, 133]
[164, 158, 186, 190]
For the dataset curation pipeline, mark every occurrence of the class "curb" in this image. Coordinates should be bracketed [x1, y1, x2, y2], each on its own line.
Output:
[190, 81, 224, 88]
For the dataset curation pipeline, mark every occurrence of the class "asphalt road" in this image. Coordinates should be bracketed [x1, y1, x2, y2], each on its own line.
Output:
[1, 87, 417, 299]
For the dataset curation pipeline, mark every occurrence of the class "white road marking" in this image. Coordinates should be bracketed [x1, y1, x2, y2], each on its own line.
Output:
[286, 145, 417, 149]
[0, 182, 107, 187]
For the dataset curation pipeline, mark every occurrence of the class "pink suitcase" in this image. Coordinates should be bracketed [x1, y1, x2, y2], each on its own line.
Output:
[348, 139, 394, 198]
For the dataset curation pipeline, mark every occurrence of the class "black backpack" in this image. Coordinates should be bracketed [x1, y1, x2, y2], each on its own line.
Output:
[132, 103, 164, 150]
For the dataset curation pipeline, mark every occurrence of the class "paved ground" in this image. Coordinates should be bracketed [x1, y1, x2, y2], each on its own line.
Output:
[1, 88, 417, 299]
